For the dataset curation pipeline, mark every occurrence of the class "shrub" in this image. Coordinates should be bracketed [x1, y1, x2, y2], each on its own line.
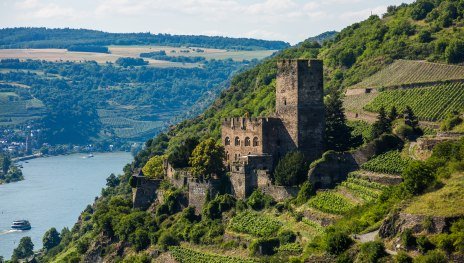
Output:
[278, 230, 297, 244]
[295, 181, 313, 205]
[402, 161, 436, 195]
[445, 40, 464, 64]
[415, 250, 447, 263]
[157, 232, 179, 251]
[142, 155, 165, 179]
[411, 1, 435, 20]
[356, 241, 387, 263]
[131, 228, 150, 251]
[417, 236, 434, 253]
[246, 189, 275, 210]
[325, 231, 353, 255]
[274, 151, 308, 186]
[395, 251, 413, 263]
[249, 238, 280, 256]
[401, 228, 416, 248]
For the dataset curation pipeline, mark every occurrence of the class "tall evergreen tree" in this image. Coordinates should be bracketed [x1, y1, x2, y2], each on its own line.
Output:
[404, 106, 419, 129]
[373, 107, 392, 137]
[388, 106, 399, 122]
[324, 88, 353, 151]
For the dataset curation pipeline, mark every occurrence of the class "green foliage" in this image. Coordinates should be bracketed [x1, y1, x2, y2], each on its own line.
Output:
[308, 191, 355, 215]
[411, 1, 435, 20]
[277, 229, 297, 244]
[189, 138, 225, 179]
[142, 155, 165, 179]
[42, 227, 61, 251]
[355, 241, 387, 263]
[167, 137, 199, 168]
[325, 231, 353, 255]
[295, 181, 314, 205]
[106, 173, 120, 188]
[274, 151, 308, 186]
[415, 250, 447, 263]
[402, 161, 436, 195]
[12, 236, 34, 261]
[158, 232, 179, 251]
[445, 39, 464, 63]
[246, 189, 275, 210]
[229, 211, 282, 237]
[341, 177, 384, 202]
[364, 83, 464, 121]
[202, 194, 236, 219]
[401, 228, 416, 248]
[324, 89, 353, 151]
[440, 111, 463, 131]
[361, 151, 412, 175]
[170, 246, 256, 263]
[372, 107, 392, 137]
[417, 236, 434, 253]
[348, 120, 374, 145]
[394, 251, 413, 263]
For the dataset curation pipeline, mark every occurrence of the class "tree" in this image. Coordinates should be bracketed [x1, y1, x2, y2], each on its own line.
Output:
[403, 106, 419, 129]
[402, 161, 435, 195]
[12, 236, 34, 261]
[411, 1, 435, 20]
[106, 173, 120, 187]
[295, 181, 313, 205]
[142, 155, 165, 179]
[372, 107, 391, 137]
[324, 89, 352, 151]
[189, 138, 225, 179]
[1, 154, 11, 174]
[43, 227, 61, 250]
[389, 106, 399, 122]
[167, 137, 199, 168]
[274, 151, 308, 186]
[445, 39, 464, 63]
[325, 231, 352, 255]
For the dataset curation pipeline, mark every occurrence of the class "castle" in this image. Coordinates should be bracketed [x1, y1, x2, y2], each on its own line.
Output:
[223, 59, 325, 198]
[133, 59, 326, 211]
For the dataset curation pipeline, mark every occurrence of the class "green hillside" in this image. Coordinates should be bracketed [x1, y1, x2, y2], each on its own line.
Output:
[34, 1, 464, 263]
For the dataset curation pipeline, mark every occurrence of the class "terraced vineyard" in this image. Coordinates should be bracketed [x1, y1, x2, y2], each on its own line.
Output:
[100, 117, 164, 139]
[307, 191, 355, 215]
[169, 246, 256, 263]
[343, 93, 378, 113]
[341, 176, 386, 202]
[363, 82, 464, 121]
[361, 151, 413, 175]
[302, 218, 325, 234]
[350, 60, 464, 89]
[229, 211, 282, 237]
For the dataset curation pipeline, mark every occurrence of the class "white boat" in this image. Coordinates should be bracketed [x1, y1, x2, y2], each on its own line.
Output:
[11, 220, 31, 230]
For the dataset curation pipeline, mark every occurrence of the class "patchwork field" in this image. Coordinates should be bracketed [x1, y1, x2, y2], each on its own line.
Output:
[0, 46, 276, 68]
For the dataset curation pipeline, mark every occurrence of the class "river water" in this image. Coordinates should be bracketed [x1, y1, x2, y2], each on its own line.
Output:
[0, 152, 133, 259]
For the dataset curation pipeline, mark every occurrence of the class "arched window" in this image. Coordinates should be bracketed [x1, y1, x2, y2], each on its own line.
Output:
[225, 137, 230, 146]
[245, 137, 251, 146]
[253, 137, 259, 147]
[235, 137, 240, 146]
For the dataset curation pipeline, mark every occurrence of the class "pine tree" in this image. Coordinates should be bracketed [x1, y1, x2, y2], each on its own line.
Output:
[324, 88, 352, 151]
[404, 106, 419, 129]
[388, 106, 399, 122]
[373, 107, 391, 137]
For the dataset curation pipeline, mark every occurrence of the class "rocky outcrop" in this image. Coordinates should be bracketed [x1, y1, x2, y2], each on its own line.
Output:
[379, 212, 462, 238]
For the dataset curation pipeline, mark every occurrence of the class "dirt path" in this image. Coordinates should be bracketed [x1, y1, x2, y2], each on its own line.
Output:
[354, 230, 398, 256]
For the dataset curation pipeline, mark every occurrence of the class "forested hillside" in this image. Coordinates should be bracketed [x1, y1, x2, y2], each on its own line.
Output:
[0, 28, 289, 50]
[25, 1, 464, 262]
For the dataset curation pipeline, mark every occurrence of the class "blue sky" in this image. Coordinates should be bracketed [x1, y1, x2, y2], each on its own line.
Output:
[0, 0, 415, 44]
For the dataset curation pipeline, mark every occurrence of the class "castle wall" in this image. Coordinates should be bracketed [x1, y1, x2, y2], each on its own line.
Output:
[229, 155, 273, 199]
[188, 178, 221, 214]
[132, 176, 162, 209]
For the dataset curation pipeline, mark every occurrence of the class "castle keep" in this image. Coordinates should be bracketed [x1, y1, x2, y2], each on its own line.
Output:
[222, 59, 325, 198]
[133, 59, 326, 210]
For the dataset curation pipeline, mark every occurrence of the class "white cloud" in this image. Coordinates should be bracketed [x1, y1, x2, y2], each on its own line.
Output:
[15, 0, 40, 9]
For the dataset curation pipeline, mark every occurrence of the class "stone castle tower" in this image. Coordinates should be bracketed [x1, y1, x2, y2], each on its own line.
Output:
[275, 59, 325, 161]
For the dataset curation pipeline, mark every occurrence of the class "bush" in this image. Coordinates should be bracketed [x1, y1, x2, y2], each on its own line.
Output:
[295, 181, 313, 205]
[249, 238, 280, 256]
[417, 236, 434, 253]
[157, 232, 179, 251]
[402, 161, 436, 195]
[401, 228, 416, 248]
[246, 189, 275, 210]
[445, 40, 464, 64]
[274, 151, 308, 186]
[411, 1, 435, 20]
[356, 241, 387, 263]
[325, 231, 353, 255]
[131, 228, 150, 251]
[415, 250, 447, 263]
[278, 230, 297, 244]
[394, 251, 413, 263]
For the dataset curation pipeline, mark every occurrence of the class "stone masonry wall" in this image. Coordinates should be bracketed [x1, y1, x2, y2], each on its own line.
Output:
[188, 178, 221, 214]
[132, 176, 162, 209]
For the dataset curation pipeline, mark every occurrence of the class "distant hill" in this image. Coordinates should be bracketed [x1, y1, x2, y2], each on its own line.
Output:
[0, 27, 290, 51]
[303, 31, 338, 44]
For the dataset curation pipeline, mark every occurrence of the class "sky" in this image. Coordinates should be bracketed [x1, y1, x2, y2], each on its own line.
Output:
[0, 0, 415, 44]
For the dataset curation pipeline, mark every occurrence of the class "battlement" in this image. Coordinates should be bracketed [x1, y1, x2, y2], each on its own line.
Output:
[222, 117, 277, 131]
[277, 59, 323, 69]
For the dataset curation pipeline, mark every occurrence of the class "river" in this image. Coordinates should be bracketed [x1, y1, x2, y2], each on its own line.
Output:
[0, 152, 133, 259]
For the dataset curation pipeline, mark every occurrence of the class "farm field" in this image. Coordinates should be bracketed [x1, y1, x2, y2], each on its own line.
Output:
[349, 60, 464, 89]
[169, 246, 256, 263]
[363, 82, 464, 121]
[0, 91, 45, 126]
[0, 46, 276, 67]
[361, 150, 413, 175]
